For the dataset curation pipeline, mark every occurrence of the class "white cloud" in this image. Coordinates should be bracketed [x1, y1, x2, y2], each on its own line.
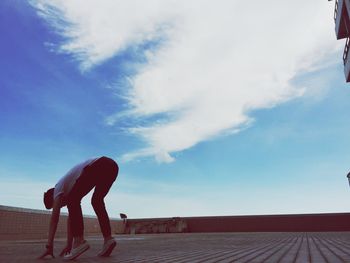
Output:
[32, 0, 341, 162]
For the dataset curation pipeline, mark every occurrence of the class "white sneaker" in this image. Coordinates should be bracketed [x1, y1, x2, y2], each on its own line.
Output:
[64, 240, 90, 261]
[98, 238, 117, 257]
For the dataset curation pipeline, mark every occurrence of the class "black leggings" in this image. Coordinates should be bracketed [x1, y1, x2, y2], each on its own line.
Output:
[67, 157, 118, 238]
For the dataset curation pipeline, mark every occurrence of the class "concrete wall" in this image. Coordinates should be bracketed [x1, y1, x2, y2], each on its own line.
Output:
[2, 205, 350, 240]
[126, 213, 350, 234]
[185, 213, 350, 232]
[0, 205, 124, 240]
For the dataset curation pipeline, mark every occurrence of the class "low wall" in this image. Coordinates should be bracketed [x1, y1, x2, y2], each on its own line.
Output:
[2, 205, 350, 240]
[185, 213, 350, 232]
[0, 205, 124, 240]
[126, 213, 350, 234]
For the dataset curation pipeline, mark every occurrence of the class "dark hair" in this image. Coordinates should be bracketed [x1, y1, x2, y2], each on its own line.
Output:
[43, 188, 54, 209]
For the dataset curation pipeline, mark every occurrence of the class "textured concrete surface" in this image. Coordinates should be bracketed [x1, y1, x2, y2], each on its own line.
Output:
[2, 232, 350, 262]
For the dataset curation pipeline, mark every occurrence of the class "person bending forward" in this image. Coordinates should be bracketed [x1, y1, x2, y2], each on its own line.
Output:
[39, 156, 119, 260]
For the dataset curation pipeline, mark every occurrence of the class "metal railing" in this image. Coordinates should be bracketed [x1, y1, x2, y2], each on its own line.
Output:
[343, 37, 350, 65]
[335, 0, 339, 22]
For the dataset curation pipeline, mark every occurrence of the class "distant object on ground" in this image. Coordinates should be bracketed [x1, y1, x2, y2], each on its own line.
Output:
[333, 0, 350, 82]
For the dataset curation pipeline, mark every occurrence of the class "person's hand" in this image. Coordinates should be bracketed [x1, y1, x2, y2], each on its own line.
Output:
[38, 245, 55, 259]
[59, 244, 72, 257]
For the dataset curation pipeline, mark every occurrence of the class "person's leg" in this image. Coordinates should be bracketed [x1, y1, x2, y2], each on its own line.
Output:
[67, 199, 84, 245]
[67, 173, 96, 248]
[90, 157, 118, 241]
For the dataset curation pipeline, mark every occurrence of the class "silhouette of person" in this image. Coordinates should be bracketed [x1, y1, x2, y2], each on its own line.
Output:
[38, 156, 119, 260]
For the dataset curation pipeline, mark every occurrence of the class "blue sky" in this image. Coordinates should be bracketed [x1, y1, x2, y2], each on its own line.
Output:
[1, 0, 350, 218]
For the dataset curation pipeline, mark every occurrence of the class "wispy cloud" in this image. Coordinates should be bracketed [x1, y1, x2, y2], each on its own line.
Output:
[31, 0, 340, 162]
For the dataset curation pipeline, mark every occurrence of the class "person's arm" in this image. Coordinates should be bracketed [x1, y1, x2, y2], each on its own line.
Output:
[47, 196, 62, 246]
[38, 196, 62, 259]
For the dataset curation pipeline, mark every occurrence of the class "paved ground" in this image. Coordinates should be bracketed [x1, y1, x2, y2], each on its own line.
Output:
[2, 232, 350, 262]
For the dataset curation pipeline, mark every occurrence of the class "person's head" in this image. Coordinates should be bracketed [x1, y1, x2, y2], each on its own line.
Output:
[43, 188, 54, 209]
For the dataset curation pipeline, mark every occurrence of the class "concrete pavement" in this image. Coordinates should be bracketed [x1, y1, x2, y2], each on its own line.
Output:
[2, 232, 350, 262]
